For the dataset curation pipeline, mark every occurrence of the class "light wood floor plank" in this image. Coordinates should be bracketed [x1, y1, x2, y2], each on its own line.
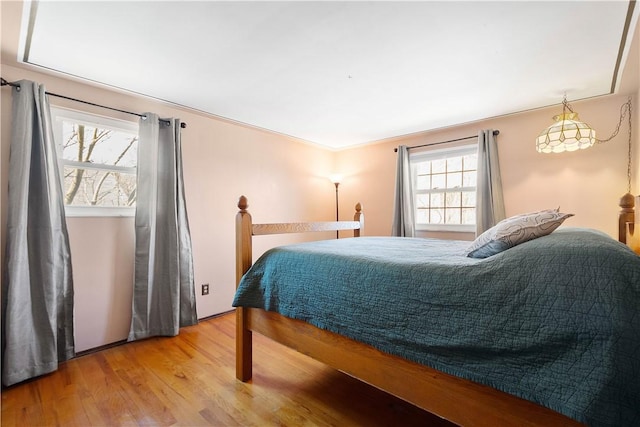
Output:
[2, 312, 453, 426]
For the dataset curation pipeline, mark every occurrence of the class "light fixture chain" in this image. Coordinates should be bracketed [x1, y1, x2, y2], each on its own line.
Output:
[595, 98, 631, 144]
[627, 99, 632, 193]
[593, 98, 633, 193]
[562, 95, 574, 114]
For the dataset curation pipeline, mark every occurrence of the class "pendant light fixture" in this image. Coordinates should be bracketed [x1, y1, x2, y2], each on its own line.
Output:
[536, 95, 596, 153]
[537, 95, 634, 243]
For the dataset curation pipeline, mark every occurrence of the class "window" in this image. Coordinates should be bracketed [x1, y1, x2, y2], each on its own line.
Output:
[410, 144, 477, 232]
[51, 107, 138, 217]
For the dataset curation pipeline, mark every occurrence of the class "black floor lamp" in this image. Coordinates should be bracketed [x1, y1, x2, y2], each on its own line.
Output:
[331, 175, 341, 239]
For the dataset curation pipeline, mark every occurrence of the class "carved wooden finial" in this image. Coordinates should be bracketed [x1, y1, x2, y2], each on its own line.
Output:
[620, 192, 635, 210]
[355, 202, 362, 213]
[238, 195, 248, 212]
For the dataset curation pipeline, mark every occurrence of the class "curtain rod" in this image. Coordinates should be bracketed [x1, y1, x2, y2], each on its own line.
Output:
[393, 130, 499, 152]
[1, 77, 187, 129]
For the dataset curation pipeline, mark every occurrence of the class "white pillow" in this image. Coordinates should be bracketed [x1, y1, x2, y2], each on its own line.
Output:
[466, 209, 574, 258]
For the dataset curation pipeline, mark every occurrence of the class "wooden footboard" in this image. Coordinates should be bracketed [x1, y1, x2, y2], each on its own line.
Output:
[234, 196, 582, 426]
[235, 195, 363, 381]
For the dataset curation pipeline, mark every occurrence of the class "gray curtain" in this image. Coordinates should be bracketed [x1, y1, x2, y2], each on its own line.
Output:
[2, 80, 75, 386]
[391, 145, 415, 237]
[128, 113, 197, 340]
[476, 129, 506, 235]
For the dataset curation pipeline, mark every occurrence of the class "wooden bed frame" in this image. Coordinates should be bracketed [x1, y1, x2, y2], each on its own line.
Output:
[235, 195, 584, 426]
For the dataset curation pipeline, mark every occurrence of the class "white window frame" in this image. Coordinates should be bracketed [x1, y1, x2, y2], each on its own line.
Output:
[410, 144, 477, 233]
[51, 107, 139, 217]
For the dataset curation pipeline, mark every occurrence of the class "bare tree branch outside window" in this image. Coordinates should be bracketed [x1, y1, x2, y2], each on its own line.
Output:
[60, 120, 138, 208]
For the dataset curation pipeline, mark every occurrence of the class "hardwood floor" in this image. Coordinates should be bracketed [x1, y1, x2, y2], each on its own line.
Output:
[1, 312, 454, 426]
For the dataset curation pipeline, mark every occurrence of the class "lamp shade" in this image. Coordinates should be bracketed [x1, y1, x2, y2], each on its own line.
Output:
[536, 112, 596, 153]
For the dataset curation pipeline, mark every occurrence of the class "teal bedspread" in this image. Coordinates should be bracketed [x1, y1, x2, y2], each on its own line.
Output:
[233, 228, 640, 426]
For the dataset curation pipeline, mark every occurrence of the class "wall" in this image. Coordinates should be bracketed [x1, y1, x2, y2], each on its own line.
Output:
[337, 93, 638, 240]
[618, 12, 640, 218]
[1, 63, 339, 351]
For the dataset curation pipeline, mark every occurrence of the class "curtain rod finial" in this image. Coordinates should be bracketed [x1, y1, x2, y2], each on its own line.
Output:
[1, 77, 20, 91]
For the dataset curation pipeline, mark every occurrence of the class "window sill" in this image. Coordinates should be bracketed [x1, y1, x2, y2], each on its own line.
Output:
[416, 224, 475, 233]
[416, 228, 475, 242]
[65, 206, 135, 218]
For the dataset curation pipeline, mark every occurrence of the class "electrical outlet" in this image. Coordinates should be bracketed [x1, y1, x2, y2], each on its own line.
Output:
[201, 283, 210, 295]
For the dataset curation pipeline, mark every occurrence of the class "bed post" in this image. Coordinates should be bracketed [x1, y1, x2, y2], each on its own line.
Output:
[236, 195, 253, 381]
[619, 193, 635, 244]
[354, 202, 364, 237]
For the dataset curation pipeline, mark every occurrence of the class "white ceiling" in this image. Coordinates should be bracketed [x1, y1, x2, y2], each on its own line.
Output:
[19, 1, 639, 149]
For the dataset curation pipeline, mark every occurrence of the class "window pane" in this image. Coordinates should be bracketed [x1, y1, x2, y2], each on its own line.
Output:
[463, 154, 477, 170]
[411, 145, 478, 228]
[416, 194, 430, 208]
[63, 167, 136, 207]
[431, 174, 446, 189]
[416, 175, 430, 190]
[430, 208, 444, 224]
[462, 208, 476, 225]
[447, 157, 462, 172]
[61, 122, 138, 167]
[445, 192, 461, 207]
[462, 191, 476, 207]
[445, 208, 461, 224]
[416, 208, 428, 224]
[432, 158, 446, 173]
[447, 172, 462, 188]
[415, 161, 430, 175]
[463, 171, 477, 187]
[430, 192, 444, 208]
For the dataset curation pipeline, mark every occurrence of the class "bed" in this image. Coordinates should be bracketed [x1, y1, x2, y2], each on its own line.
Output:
[233, 196, 640, 426]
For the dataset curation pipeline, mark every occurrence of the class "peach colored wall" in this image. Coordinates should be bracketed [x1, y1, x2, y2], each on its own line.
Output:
[337, 93, 639, 241]
[66, 218, 135, 351]
[620, 16, 640, 215]
[0, 62, 338, 351]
